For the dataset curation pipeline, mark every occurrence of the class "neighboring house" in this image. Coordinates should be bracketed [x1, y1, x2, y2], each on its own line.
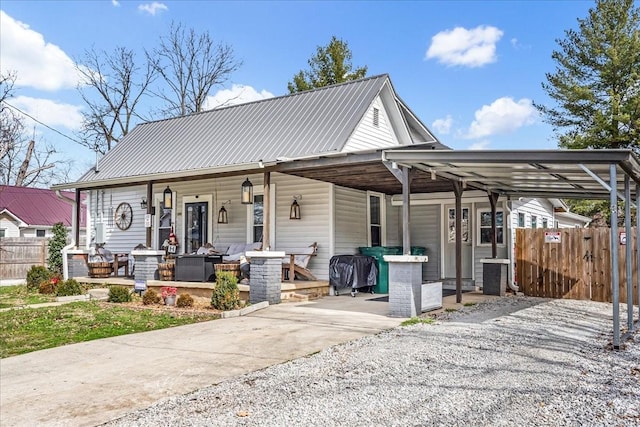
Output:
[51, 74, 597, 288]
[0, 185, 87, 240]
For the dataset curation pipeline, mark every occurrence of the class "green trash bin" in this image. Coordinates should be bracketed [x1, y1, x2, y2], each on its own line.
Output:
[358, 246, 402, 293]
[411, 246, 426, 256]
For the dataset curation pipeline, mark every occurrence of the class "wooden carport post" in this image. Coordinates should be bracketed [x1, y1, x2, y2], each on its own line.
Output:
[453, 181, 464, 303]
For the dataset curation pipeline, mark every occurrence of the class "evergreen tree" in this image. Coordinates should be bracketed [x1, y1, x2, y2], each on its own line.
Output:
[47, 222, 68, 275]
[287, 36, 368, 93]
[536, 0, 639, 152]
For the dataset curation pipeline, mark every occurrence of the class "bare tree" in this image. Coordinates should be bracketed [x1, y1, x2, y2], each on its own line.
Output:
[75, 46, 156, 154]
[149, 22, 242, 117]
[0, 72, 71, 187]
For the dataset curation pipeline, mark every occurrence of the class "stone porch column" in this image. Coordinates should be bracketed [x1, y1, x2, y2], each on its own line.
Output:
[132, 250, 165, 281]
[384, 255, 429, 317]
[247, 251, 284, 305]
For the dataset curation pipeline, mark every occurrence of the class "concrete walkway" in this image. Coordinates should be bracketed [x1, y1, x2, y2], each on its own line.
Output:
[0, 295, 406, 427]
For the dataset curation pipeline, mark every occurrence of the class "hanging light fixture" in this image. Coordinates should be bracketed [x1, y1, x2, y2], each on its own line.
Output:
[217, 200, 230, 224]
[163, 186, 173, 209]
[241, 178, 253, 204]
[140, 197, 148, 210]
[290, 195, 302, 220]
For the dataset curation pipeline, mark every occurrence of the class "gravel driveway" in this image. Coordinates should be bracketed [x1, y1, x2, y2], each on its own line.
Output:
[105, 296, 640, 426]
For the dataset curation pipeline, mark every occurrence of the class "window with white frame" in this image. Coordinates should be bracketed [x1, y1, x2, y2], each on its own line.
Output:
[252, 194, 264, 243]
[368, 193, 384, 246]
[542, 218, 548, 228]
[36, 229, 46, 237]
[531, 215, 537, 229]
[517, 212, 525, 228]
[0, 228, 5, 238]
[478, 210, 504, 245]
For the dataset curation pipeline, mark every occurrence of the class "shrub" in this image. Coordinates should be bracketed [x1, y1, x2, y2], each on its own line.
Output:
[108, 285, 131, 303]
[142, 289, 161, 305]
[47, 222, 68, 275]
[211, 271, 240, 311]
[26, 266, 51, 291]
[176, 293, 194, 308]
[39, 280, 57, 294]
[56, 279, 84, 297]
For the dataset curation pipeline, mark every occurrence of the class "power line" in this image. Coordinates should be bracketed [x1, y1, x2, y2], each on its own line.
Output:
[2, 101, 85, 146]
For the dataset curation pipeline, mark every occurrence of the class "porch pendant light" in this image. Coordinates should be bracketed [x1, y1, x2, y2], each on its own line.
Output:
[217, 206, 228, 224]
[241, 178, 253, 204]
[163, 186, 173, 209]
[290, 198, 301, 220]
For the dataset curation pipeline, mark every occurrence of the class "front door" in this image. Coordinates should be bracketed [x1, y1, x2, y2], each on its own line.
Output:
[185, 202, 208, 254]
[444, 205, 473, 278]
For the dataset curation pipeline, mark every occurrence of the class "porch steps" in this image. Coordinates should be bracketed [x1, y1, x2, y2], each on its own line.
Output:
[441, 278, 478, 292]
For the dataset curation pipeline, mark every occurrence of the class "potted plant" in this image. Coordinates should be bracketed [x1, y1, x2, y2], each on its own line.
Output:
[161, 286, 178, 306]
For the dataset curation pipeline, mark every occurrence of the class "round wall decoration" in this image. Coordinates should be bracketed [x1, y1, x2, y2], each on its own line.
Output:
[114, 202, 133, 230]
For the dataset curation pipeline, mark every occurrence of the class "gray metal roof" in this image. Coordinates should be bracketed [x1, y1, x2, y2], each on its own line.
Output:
[74, 74, 431, 186]
[382, 149, 640, 199]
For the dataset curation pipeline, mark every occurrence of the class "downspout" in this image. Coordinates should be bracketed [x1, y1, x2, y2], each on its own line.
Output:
[505, 199, 520, 293]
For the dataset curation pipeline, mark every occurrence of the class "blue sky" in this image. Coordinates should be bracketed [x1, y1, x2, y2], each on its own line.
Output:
[1, 0, 595, 182]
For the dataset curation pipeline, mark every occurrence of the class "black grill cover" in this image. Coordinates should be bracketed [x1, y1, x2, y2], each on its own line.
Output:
[329, 255, 378, 290]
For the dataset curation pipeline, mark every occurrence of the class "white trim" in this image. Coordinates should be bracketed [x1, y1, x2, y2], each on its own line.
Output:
[329, 184, 335, 255]
[153, 191, 177, 250]
[391, 191, 495, 206]
[476, 207, 506, 247]
[182, 194, 213, 250]
[366, 191, 386, 246]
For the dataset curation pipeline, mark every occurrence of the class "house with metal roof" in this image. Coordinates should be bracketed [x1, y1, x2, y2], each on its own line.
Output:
[53, 74, 593, 289]
[0, 185, 86, 239]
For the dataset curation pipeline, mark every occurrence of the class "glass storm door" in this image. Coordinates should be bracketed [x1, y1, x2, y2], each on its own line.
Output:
[185, 202, 208, 253]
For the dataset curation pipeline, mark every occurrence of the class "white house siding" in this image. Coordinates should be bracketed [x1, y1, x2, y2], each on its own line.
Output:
[385, 199, 401, 246]
[333, 186, 368, 256]
[409, 204, 442, 282]
[87, 186, 147, 253]
[342, 96, 399, 152]
[271, 173, 332, 280]
[0, 214, 21, 237]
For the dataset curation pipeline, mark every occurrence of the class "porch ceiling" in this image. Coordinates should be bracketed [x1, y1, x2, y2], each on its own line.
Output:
[277, 149, 640, 199]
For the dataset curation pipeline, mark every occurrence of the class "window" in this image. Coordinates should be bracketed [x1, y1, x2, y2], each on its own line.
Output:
[369, 194, 382, 246]
[531, 215, 537, 229]
[479, 210, 504, 245]
[448, 207, 470, 243]
[373, 107, 379, 127]
[157, 201, 172, 250]
[36, 229, 46, 237]
[253, 194, 264, 243]
[542, 218, 548, 228]
[518, 212, 525, 228]
[0, 229, 5, 238]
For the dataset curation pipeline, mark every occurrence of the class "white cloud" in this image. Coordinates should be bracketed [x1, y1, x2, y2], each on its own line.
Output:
[465, 97, 538, 139]
[205, 84, 274, 109]
[138, 2, 168, 16]
[0, 11, 80, 91]
[431, 115, 453, 134]
[112, 0, 120, 6]
[468, 140, 490, 150]
[13, 96, 84, 131]
[426, 25, 503, 67]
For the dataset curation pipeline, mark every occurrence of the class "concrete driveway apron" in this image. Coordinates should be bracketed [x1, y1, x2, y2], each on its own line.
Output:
[0, 296, 403, 427]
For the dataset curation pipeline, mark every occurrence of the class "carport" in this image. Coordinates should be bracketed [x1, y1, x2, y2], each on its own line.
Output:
[276, 148, 640, 348]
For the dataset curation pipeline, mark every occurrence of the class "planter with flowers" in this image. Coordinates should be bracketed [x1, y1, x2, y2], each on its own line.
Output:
[161, 286, 178, 306]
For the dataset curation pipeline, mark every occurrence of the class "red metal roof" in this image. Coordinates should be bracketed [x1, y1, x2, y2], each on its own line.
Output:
[0, 185, 86, 228]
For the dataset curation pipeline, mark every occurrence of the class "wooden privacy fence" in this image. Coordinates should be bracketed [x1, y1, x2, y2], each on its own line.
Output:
[516, 228, 639, 304]
[0, 238, 49, 280]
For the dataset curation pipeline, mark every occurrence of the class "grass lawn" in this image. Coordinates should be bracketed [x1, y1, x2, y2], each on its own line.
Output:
[0, 285, 56, 309]
[0, 301, 220, 358]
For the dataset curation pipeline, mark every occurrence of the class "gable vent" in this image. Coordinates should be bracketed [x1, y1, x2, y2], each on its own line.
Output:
[373, 107, 379, 127]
